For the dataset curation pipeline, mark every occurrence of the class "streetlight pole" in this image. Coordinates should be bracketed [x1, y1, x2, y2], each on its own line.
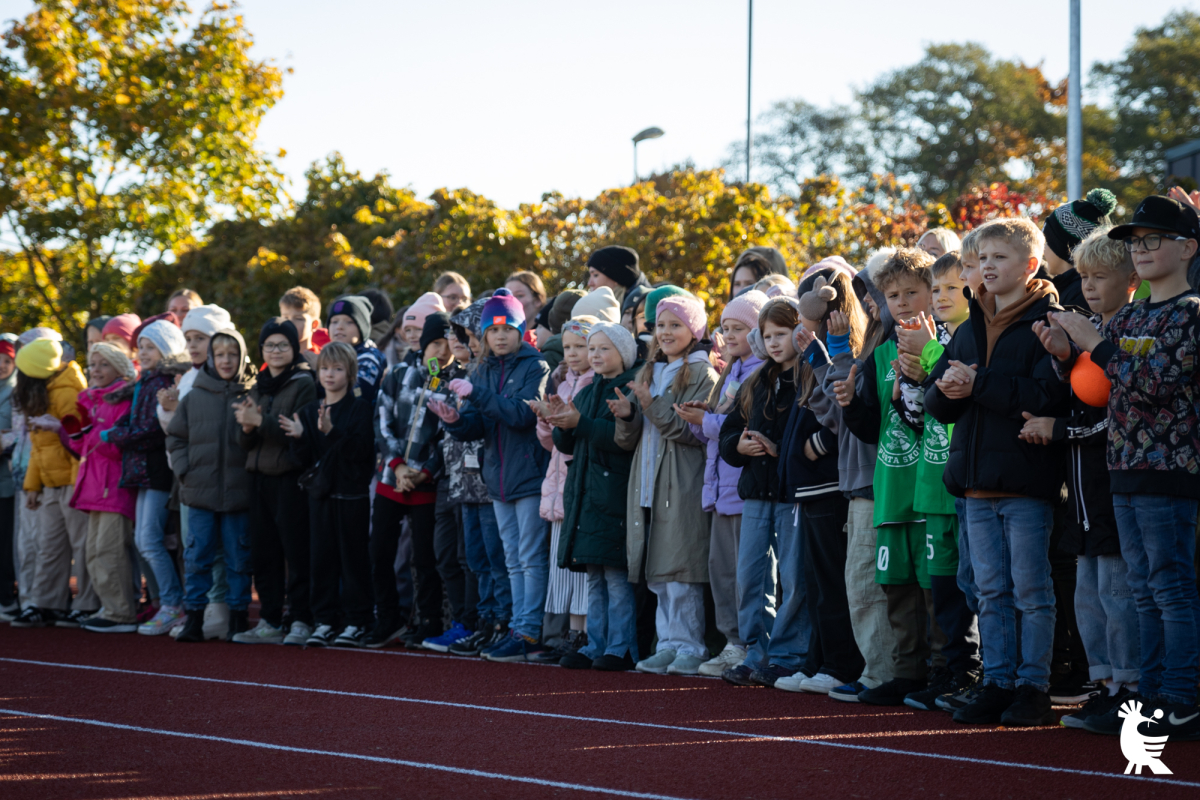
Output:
[1067, 0, 1082, 200]
[746, 0, 753, 184]
[632, 127, 665, 185]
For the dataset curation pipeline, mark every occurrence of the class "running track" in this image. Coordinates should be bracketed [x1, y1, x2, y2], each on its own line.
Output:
[0, 626, 1195, 799]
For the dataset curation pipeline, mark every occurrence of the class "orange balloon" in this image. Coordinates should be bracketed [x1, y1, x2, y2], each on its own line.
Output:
[1071, 351, 1111, 407]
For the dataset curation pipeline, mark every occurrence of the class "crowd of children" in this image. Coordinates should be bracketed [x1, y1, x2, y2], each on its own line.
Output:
[2, 190, 1200, 741]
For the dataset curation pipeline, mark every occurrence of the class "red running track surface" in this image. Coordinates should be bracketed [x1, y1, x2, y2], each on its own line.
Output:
[0, 625, 1196, 800]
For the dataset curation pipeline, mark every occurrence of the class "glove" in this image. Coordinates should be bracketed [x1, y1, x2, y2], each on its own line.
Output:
[448, 378, 473, 398]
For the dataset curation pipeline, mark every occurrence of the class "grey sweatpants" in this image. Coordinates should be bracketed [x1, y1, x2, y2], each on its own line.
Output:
[708, 512, 743, 647]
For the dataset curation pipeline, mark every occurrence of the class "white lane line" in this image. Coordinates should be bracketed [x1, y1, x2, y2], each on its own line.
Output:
[0, 707, 699, 800]
[2, 657, 1197, 789]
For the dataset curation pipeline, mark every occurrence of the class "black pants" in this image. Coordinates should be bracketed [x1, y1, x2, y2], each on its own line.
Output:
[371, 494, 436, 628]
[432, 487, 468, 625]
[250, 473, 311, 627]
[801, 494, 864, 683]
[0, 495, 14, 608]
[1049, 505, 1088, 680]
[635, 508, 658, 659]
[454, 503, 480, 630]
[882, 583, 933, 681]
[929, 574, 981, 676]
[310, 496, 373, 628]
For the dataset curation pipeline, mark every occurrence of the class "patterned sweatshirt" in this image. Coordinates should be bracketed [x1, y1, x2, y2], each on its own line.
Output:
[1087, 291, 1200, 499]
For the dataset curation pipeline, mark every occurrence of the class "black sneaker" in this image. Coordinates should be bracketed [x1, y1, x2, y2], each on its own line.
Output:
[81, 617, 138, 634]
[592, 653, 636, 672]
[1049, 674, 1100, 705]
[1001, 685, 1056, 727]
[305, 624, 339, 648]
[722, 664, 757, 687]
[750, 664, 797, 688]
[953, 683, 1016, 724]
[333, 624, 367, 648]
[56, 609, 98, 628]
[449, 626, 491, 656]
[1061, 687, 1128, 730]
[536, 629, 588, 663]
[10, 607, 55, 628]
[937, 677, 984, 712]
[1145, 698, 1200, 741]
[401, 621, 442, 649]
[860, 677, 927, 706]
[365, 619, 408, 649]
[560, 650, 594, 669]
[904, 667, 955, 711]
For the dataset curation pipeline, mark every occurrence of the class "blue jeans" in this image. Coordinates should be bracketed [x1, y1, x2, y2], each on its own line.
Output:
[737, 499, 810, 670]
[181, 503, 226, 605]
[492, 496, 549, 638]
[134, 489, 181, 607]
[1075, 554, 1140, 685]
[1113, 494, 1200, 705]
[582, 565, 638, 661]
[965, 497, 1055, 691]
[184, 508, 251, 611]
[462, 502, 511, 623]
[954, 498, 980, 616]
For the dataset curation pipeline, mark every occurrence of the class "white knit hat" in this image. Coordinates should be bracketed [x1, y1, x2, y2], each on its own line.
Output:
[572, 287, 621, 323]
[138, 319, 188, 359]
[181, 304, 233, 337]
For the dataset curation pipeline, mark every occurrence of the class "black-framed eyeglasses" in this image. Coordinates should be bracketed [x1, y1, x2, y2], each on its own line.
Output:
[1123, 233, 1191, 252]
[261, 342, 293, 353]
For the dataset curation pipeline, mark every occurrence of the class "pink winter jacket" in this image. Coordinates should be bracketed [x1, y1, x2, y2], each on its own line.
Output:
[537, 366, 594, 522]
[70, 380, 137, 519]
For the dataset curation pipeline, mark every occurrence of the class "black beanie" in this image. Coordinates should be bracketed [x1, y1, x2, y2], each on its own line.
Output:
[1043, 188, 1118, 265]
[535, 294, 557, 331]
[258, 317, 303, 364]
[587, 245, 641, 287]
[549, 289, 585, 334]
[328, 295, 373, 344]
[420, 311, 453, 354]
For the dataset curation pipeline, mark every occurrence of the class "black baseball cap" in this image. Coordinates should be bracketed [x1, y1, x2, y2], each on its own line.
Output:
[1108, 195, 1200, 242]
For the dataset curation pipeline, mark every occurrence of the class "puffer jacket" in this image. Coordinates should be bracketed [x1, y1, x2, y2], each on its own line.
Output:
[104, 352, 191, 491]
[70, 379, 136, 518]
[0, 371, 14, 498]
[689, 354, 763, 515]
[537, 365, 593, 522]
[443, 342, 551, 503]
[555, 362, 641, 570]
[240, 367, 316, 476]
[23, 361, 86, 493]
[167, 340, 257, 513]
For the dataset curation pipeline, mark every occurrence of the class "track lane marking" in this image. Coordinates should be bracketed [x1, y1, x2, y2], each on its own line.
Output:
[0, 708, 702, 800]
[2, 656, 1198, 789]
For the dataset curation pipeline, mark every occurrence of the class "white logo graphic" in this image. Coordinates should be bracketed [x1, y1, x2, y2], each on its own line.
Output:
[1119, 699, 1171, 775]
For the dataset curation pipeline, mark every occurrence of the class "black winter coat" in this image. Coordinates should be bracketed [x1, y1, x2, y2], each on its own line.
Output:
[291, 392, 377, 499]
[777, 400, 839, 503]
[924, 289, 1071, 501]
[719, 367, 797, 502]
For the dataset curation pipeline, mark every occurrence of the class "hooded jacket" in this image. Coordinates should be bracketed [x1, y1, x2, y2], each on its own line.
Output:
[239, 367, 316, 476]
[443, 341, 551, 503]
[718, 367, 797, 502]
[537, 365, 594, 522]
[689, 354, 763, 515]
[554, 362, 641, 570]
[69, 379, 136, 518]
[23, 361, 86, 493]
[291, 391, 377, 499]
[166, 331, 257, 512]
[104, 352, 191, 491]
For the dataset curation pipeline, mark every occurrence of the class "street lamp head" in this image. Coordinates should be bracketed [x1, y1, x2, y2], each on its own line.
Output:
[632, 127, 664, 144]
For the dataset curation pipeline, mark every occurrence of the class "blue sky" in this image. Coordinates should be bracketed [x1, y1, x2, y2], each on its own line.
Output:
[2, 0, 1197, 207]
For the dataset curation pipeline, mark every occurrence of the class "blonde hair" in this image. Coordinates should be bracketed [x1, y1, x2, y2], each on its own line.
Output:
[959, 228, 981, 259]
[434, 271, 471, 296]
[637, 334, 701, 398]
[281, 286, 321, 319]
[918, 228, 961, 254]
[1074, 226, 1134, 275]
[874, 247, 936, 292]
[974, 217, 1046, 264]
[169, 288, 203, 306]
[505, 270, 546, 304]
[316, 341, 358, 387]
[753, 274, 794, 295]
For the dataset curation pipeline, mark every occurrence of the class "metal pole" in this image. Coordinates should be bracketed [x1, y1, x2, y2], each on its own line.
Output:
[633, 141, 638, 185]
[1067, 0, 1082, 200]
[746, 0, 752, 184]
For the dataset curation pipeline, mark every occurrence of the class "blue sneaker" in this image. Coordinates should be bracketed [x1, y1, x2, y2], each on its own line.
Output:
[483, 631, 548, 663]
[422, 621, 472, 653]
[829, 681, 867, 703]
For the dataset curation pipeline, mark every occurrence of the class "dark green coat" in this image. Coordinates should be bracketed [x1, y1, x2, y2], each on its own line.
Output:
[553, 363, 641, 571]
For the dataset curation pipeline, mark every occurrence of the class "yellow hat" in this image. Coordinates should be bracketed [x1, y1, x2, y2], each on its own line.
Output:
[15, 338, 63, 380]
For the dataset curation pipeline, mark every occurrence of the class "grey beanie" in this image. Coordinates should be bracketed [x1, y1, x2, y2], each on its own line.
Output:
[588, 321, 637, 371]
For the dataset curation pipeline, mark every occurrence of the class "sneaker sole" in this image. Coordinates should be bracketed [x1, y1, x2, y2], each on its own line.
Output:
[1059, 716, 1088, 729]
[82, 624, 138, 634]
[283, 637, 309, 646]
[828, 692, 861, 703]
[422, 641, 453, 653]
[773, 681, 806, 693]
[666, 667, 700, 676]
[332, 640, 363, 648]
[697, 665, 733, 677]
[636, 665, 672, 674]
[138, 626, 181, 636]
[903, 697, 939, 711]
[10, 621, 53, 628]
[1000, 712, 1057, 727]
[799, 683, 837, 694]
[1050, 693, 1094, 705]
[484, 653, 534, 663]
[232, 636, 284, 644]
[365, 631, 406, 649]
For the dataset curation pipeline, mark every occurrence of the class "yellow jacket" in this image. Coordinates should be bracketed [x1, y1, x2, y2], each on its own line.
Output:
[24, 362, 86, 493]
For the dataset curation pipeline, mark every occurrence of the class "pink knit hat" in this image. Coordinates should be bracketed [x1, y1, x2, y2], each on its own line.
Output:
[721, 289, 768, 331]
[656, 295, 707, 342]
[402, 292, 446, 332]
[802, 256, 857, 284]
[101, 313, 142, 347]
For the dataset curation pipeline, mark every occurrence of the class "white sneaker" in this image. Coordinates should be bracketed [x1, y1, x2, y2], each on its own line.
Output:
[666, 653, 705, 676]
[283, 621, 313, 646]
[635, 649, 677, 674]
[796, 672, 842, 694]
[698, 644, 747, 677]
[774, 670, 817, 693]
[203, 603, 230, 641]
[0, 603, 20, 623]
[231, 619, 284, 645]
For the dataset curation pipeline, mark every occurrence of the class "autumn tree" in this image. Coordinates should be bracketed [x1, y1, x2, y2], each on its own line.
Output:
[0, 0, 284, 339]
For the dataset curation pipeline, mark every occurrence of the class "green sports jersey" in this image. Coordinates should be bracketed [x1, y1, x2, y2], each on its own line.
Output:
[872, 340, 922, 527]
[914, 338, 956, 516]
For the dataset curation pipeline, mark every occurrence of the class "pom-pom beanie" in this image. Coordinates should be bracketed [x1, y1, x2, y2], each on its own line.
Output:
[480, 288, 526, 335]
[1043, 188, 1118, 264]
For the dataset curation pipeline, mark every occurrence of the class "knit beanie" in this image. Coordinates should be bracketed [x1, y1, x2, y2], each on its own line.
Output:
[622, 283, 651, 318]
[0, 339, 13, 360]
[721, 289, 768, 331]
[101, 314, 141, 347]
[656, 294, 707, 342]
[644, 285, 691, 326]
[548, 290, 586, 334]
[403, 291, 446, 334]
[589, 321, 637, 371]
[138, 319, 188, 359]
[586, 245, 642, 288]
[451, 297, 488, 343]
[1043, 188, 1119, 264]
[89, 341, 138, 383]
[561, 315, 598, 341]
[572, 286, 621, 323]
[329, 295, 374, 343]
[15, 338, 63, 379]
[480, 288, 526, 336]
[183, 304, 233, 338]
[420, 311, 453, 354]
[258, 317, 303, 364]
[18, 327, 62, 347]
[131, 313, 177, 351]
[85, 315, 112, 337]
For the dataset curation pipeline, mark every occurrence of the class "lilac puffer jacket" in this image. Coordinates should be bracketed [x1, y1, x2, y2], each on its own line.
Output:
[688, 354, 763, 516]
[537, 365, 594, 522]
